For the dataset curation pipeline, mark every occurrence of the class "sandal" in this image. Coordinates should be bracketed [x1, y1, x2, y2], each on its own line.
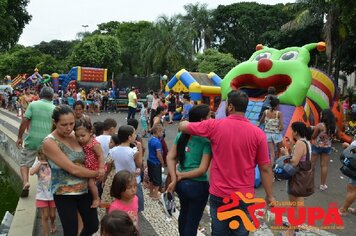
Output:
[338, 208, 348, 216]
[20, 184, 30, 198]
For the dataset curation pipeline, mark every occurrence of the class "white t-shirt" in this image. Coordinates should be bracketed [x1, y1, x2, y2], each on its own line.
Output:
[96, 135, 112, 161]
[110, 146, 140, 183]
[76, 93, 82, 101]
[31, 159, 54, 201]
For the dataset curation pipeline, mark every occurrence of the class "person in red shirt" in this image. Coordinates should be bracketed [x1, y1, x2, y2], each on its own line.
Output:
[179, 90, 275, 236]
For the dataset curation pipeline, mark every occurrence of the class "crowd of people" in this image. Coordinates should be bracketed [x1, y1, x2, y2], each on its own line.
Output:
[12, 85, 356, 236]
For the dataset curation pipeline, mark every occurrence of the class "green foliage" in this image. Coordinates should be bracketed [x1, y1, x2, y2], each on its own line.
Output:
[212, 3, 295, 61]
[0, 0, 31, 51]
[141, 15, 195, 76]
[97, 21, 153, 76]
[68, 34, 122, 74]
[34, 40, 79, 60]
[196, 49, 238, 78]
[181, 3, 213, 53]
[0, 47, 61, 77]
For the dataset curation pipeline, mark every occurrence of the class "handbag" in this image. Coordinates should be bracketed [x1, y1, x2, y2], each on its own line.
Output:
[288, 140, 315, 197]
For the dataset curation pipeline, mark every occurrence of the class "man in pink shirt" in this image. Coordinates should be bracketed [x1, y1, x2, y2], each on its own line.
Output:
[179, 90, 275, 236]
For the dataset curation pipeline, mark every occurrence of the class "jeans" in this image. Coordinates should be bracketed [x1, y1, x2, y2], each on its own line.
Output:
[127, 106, 136, 119]
[175, 179, 209, 236]
[54, 193, 99, 236]
[210, 194, 250, 236]
[136, 182, 144, 212]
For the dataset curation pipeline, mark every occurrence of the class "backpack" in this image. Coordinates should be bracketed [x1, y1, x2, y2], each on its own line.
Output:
[340, 145, 356, 179]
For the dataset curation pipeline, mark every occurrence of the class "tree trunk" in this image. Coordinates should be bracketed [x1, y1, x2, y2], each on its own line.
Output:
[333, 43, 341, 82]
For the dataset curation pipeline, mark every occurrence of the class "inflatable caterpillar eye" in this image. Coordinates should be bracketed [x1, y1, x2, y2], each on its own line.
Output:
[280, 51, 299, 61]
[254, 52, 271, 61]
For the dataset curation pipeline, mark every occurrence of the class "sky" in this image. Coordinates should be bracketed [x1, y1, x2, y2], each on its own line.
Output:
[18, 0, 294, 46]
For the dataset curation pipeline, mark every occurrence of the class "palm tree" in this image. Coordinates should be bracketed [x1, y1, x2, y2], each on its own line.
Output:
[140, 15, 194, 76]
[181, 3, 213, 53]
[281, 0, 350, 81]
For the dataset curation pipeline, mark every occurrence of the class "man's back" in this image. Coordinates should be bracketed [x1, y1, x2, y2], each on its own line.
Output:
[128, 91, 137, 108]
[24, 99, 55, 150]
[187, 114, 269, 197]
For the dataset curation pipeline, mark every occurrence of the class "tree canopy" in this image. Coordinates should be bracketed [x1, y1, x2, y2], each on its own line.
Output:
[0, 0, 31, 51]
[196, 49, 238, 78]
[68, 35, 122, 74]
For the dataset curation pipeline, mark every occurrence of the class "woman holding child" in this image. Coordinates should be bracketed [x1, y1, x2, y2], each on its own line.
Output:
[42, 105, 99, 236]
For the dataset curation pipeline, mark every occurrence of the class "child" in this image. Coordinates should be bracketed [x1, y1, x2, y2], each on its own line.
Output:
[96, 118, 118, 161]
[109, 170, 139, 228]
[181, 94, 193, 120]
[127, 118, 145, 156]
[101, 134, 121, 206]
[259, 86, 277, 120]
[147, 123, 164, 199]
[74, 117, 105, 208]
[30, 149, 56, 236]
[96, 118, 118, 196]
[101, 210, 138, 236]
[139, 102, 149, 137]
[93, 121, 105, 137]
[110, 125, 144, 212]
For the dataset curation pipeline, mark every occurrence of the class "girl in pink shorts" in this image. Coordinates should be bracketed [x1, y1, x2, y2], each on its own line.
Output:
[30, 149, 57, 235]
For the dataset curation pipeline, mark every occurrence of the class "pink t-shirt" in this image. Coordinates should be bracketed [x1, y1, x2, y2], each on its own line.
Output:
[188, 114, 270, 198]
[109, 196, 139, 227]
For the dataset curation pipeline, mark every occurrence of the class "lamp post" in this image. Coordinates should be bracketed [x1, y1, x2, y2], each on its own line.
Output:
[82, 25, 89, 33]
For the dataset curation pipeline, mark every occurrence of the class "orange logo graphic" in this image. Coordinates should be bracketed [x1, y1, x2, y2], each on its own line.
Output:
[217, 192, 266, 231]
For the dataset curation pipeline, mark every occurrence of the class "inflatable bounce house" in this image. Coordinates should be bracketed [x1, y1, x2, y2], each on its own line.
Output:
[60, 66, 108, 92]
[11, 67, 108, 93]
[11, 74, 27, 88]
[165, 69, 222, 111]
[215, 42, 351, 143]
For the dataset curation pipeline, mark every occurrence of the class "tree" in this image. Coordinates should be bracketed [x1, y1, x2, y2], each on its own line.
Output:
[196, 49, 238, 78]
[141, 15, 194, 76]
[181, 3, 213, 53]
[68, 35, 122, 74]
[212, 2, 295, 61]
[96, 21, 153, 76]
[34, 40, 79, 60]
[284, 0, 356, 80]
[0, 47, 61, 77]
[0, 0, 31, 51]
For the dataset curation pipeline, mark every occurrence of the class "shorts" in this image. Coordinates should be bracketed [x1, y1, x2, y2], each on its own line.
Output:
[147, 161, 162, 187]
[168, 104, 176, 112]
[20, 148, 37, 167]
[311, 145, 332, 155]
[349, 178, 356, 186]
[266, 132, 283, 144]
[36, 199, 56, 208]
